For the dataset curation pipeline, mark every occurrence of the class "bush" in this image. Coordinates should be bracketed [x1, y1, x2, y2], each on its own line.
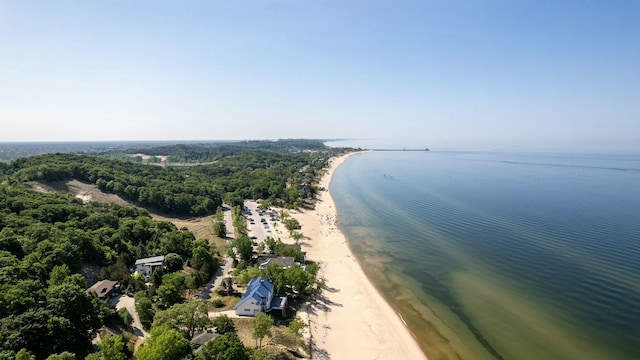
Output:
[211, 296, 224, 308]
[118, 307, 133, 328]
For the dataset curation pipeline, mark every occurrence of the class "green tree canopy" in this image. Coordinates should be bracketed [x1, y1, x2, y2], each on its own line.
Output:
[251, 313, 273, 349]
[156, 272, 186, 307]
[164, 253, 184, 273]
[288, 317, 307, 346]
[134, 292, 154, 330]
[199, 332, 249, 360]
[136, 324, 190, 360]
[85, 334, 127, 360]
[153, 299, 211, 339]
[212, 315, 235, 335]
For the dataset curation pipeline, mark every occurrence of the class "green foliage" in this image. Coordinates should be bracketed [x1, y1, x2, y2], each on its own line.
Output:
[6, 140, 350, 216]
[134, 292, 154, 330]
[250, 349, 268, 360]
[211, 296, 224, 308]
[251, 313, 273, 349]
[190, 240, 218, 286]
[45, 352, 76, 360]
[213, 220, 227, 238]
[199, 332, 249, 360]
[156, 272, 186, 307]
[212, 315, 236, 335]
[99, 257, 131, 284]
[48, 265, 71, 287]
[283, 218, 301, 234]
[231, 206, 247, 236]
[288, 317, 307, 345]
[136, 324, 191, 360]
[9, 153, 221, 217]
[264, 237, 304, 262]
[150, 269, 163, 288]
[15, 349, 35, 360]
[85, 334, 127, 360]
[236, 262, 320, 297]
[232, 236, 253, 264]
[0, 141, 351, 360]
[117, 308, 133, 328]
[291, 231, 304, 244]
[45, 278, 105, 355]
[164, 253, 184, 273]
[152, 299, 211, 339]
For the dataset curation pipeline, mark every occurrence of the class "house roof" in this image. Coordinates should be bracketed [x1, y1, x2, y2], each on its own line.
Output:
[191, 331, 219, 346]
[270, 296, 288, 310]
[87, 280, 119, 299]
[245, 276, 273, 294]
[135, 255, 165, 265]
[258, 256, 296, 268]
[235, 276, 273, 310]
[284, 244, 301, 251]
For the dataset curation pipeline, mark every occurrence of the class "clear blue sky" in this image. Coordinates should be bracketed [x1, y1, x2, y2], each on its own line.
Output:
[1, 1, 638, 151]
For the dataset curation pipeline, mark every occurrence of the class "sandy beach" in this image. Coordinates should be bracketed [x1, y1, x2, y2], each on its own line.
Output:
[290, 153, 428, 360]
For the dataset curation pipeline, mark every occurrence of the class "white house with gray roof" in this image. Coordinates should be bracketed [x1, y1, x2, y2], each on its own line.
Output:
[135, 255, 164, 276]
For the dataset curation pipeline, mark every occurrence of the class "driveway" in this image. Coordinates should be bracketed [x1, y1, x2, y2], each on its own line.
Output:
[114, 295, 149, 338]
[198, 255, 234, 300]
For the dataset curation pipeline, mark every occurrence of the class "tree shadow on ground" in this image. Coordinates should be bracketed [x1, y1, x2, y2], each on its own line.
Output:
[305, 294, 343, 315]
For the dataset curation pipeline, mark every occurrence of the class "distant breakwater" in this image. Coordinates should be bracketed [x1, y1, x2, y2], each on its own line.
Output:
[371, 148, 430, 152]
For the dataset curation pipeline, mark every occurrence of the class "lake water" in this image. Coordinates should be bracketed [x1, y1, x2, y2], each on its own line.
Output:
[329, 150, 640, 359]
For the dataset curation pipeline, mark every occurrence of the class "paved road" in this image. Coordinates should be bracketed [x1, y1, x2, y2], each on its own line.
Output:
[199, 206, 235, 300]
[208, 309, 240, 318]
[223, 206, 235, 239]
[198, 256, 234, 300]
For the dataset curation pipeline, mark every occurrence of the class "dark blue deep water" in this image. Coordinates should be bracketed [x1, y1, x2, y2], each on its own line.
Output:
[330, 151, 640, 360]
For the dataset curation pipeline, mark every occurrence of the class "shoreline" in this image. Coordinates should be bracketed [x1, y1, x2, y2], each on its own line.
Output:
[291, 152, 428, 359]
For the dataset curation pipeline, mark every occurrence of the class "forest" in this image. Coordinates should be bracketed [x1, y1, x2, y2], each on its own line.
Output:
[3, 140, 350, 216]
[0, 140, 352, 359]
[0, 183, 220, 359]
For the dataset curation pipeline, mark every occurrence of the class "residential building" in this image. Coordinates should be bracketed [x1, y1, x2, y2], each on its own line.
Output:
[258, 255, 296, 269]
[87, 280, 119, 300]
[235, 276, 287, 317]
[135, 255, 165, 276]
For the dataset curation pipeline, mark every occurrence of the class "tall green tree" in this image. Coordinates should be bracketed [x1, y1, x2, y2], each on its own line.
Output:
[45, 352, 76, 360]
[156, 272, 185, 307]
[85, 334, 127, 360]
[199, 332, 249, 360]
[288, 317, 307, 346]
[15, 349, 35, 360]
[134, 292, 154, 330]
[46, 279, 104, 356]
[136, 324, 190, 360]
[212, 315, 235, 335]
[163, 253, 184, 273]
[212, 208, 227, 238]
[233, 236, 252, 263]
[251, 313, 273, 349]
[153, 300, 211, 339]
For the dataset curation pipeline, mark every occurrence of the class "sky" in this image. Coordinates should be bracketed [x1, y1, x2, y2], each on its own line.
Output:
[1, 1, 639, 151]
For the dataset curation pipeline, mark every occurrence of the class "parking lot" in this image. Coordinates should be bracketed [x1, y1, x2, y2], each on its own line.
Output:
[243, 201, 282, 247]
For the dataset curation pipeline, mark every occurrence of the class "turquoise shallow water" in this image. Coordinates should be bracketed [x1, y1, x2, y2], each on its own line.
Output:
[330, 150, 640, 360]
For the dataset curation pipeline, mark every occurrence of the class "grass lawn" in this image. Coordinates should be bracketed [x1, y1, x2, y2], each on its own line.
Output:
[232, 318, 303, 360]
[208, 291, 241, 311]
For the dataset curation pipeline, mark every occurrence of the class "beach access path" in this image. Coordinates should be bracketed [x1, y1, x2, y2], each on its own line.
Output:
[292, 153, 428, 360]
